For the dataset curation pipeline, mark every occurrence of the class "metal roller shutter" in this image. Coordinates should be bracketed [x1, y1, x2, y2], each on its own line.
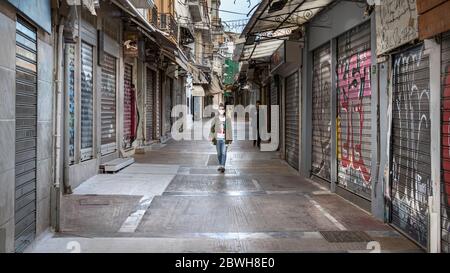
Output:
[15, 19, 37, 253]
[155, 70, 163, 139]
[336, 22, 372, 199]
[146, 68, 155, 143]
[164, 77, 173, 135]
[100, 53, 117, 155]
[441, 31, 450, 253]
[66, 44, 76, 165]
[312, 43, 332, 181]
[285, 71, 299, 170]
[80, 42, 94, 161]
[271, 76, 279, 105]
[391, 44, 431, 249]
[123, 64, 133, 148]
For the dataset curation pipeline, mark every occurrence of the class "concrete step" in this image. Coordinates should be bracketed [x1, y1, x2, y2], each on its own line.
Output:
[100, 158, 135, 173]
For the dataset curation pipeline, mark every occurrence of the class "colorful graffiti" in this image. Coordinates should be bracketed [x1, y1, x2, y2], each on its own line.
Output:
[337, 50, 372, 184]
[67, 44, 75, 164]
[391, 45, 430, 247]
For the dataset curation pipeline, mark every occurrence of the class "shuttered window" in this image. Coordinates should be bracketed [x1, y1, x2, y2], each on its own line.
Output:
[391, 44, 431, 249]
[15, 18, 37, 253]
[285, 71, 300, 170]
[311, 43, 332, 181]
[100, 53, 117, 155]
[336, 21, 372, 199]
[80, 42, 94, 161]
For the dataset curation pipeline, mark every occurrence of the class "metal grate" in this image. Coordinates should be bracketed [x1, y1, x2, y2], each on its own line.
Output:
[285, 71, 300, 170]
[80, 42, 94, 161]
[391, 44, 431, 248]
[441, 31, 450, 253]
[320, 231, 373, 243]
[100, 53, 117, 155]
[311, 42, 332, 181]
[66, 44, 76, 165]
[336, 21, 372, 200]
[123, 64, 133, 148]
[15, 18, 37, 253]
[146, 68, 155, 143]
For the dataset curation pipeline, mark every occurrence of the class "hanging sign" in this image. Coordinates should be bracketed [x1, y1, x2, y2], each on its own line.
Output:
[123, 32, 139, 58]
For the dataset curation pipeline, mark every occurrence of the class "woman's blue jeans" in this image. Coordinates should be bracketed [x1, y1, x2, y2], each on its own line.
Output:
[216, 139, 227, 166]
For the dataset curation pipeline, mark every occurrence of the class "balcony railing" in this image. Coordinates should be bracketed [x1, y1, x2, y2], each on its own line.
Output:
[148, 6, 158, 26]
[159, 13, 178, 40]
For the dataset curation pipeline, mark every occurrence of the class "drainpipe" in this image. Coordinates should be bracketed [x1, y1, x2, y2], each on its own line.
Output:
[52, 18, 65, 232]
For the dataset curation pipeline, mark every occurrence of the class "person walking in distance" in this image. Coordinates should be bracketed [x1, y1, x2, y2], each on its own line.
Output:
[253, 100, 261, 148]
[210, 103, 233, 173]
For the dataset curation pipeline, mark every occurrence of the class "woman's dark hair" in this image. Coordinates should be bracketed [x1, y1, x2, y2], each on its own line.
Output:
[219, 103, 225, 109]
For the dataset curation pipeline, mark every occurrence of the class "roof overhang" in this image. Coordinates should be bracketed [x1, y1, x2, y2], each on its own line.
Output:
[242, 0, 334, 39]
[237, 0, 333, 62]
[207, 75, 224, 95]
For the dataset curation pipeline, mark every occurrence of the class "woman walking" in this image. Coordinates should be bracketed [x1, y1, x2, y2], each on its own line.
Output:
[210, 103, 233, 173]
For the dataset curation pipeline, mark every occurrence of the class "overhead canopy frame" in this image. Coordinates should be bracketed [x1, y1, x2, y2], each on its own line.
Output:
[237, 0, 334, 62]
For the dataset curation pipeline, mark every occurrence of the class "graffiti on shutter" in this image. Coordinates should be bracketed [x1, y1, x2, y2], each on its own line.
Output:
[285, 71, 299, 170]
[15, 19, 37, 253]
[391, 44, 431, 248]
[80, 42, 94, 161]
[441, 31, 450, 253]
[123, 64, 133, 148]
[100, 53, 116, 155]
[66, 44, 76, 164]
[155, 70, 163, 139]
[312, 43, 332, 181]
[146, 68, 155, 143]
[336, 22, 372, 199]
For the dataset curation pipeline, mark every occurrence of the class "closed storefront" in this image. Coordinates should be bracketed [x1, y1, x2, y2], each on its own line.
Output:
[391, 44, 431, 249]
[14, 19, 37, 253]
[311, 43, 332, 181]
[155, 70, 163, 139]
[80, 42, 94, 161]
[66, 44, 76, 165]
[285, 71, 300, 170]
[146, 68, 155, 143]
[164, 77, 173, 135]
[270, 76, 279, 106]
[100, 53, 117, 155]
[123, 63, 134, 149]
[336, 21, 372, 199]
[442, 31, 450, 253]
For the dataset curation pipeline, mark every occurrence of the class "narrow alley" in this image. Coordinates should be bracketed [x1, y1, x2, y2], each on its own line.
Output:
[1, 0, 450, 256]
[28, 119, 420, 253]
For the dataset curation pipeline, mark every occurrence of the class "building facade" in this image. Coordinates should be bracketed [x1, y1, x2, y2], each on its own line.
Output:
[236, 0, 450, 253]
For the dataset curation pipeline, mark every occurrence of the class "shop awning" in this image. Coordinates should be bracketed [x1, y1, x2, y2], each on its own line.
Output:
[237, 0, 334, 62]
[191, 65, 209, 84]
[192, 85, 205, 97]
[207, 75, 223, 95]
[112, 0, 178, 53]
[175, 47, 190, 72]
[242, 0, 334, 38]
[240, 39, 284, 61]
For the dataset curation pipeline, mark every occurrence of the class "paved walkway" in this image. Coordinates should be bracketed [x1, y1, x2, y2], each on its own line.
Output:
[27, 122, 422, 253]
